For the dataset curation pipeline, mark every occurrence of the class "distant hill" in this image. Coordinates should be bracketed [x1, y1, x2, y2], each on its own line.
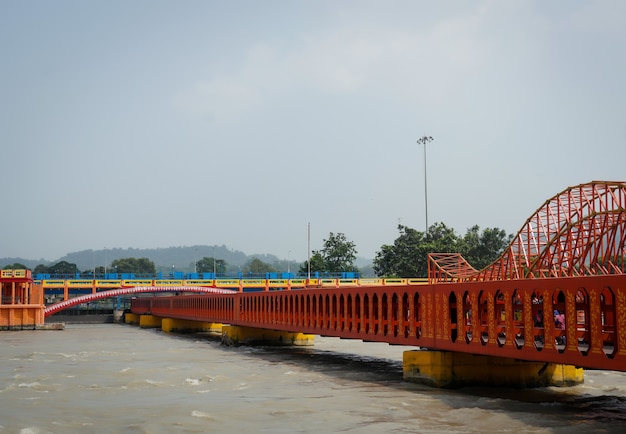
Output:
[0, 257, 49, 270]
[1, 245, 374, 276]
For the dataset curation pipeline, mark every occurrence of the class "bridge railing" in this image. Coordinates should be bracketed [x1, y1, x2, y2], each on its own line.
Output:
[129, 274, 626, 372]
[37, 277, 429, 295]
[33, 271, 361, 281]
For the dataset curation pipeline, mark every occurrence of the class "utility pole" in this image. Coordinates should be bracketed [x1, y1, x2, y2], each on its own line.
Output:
[416, 135, 433, 231]
[307, 223, 311, 283]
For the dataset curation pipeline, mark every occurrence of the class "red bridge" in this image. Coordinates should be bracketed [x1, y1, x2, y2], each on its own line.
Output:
[132, 181, 626, 371]
[128, 181, 626, 380]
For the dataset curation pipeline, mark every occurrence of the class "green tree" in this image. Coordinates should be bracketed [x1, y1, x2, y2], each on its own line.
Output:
[242, 258, 276, 275]
[48, 261, 79, 276]
[196, 257, 227, 275]
[33, 264, 50, 275]
[322, 232, 358, 272]
[373, 223, 512, 278]
[373, 225, 424, 277]
[299, 251, 326, 274]
[460, 225, 513, 270]
[300, 232, 358, 274]
[373, 223, 460, 278]
[110, 257, 156, 275]
[2, 263, 28, 270]
[419, 222, 462, 274]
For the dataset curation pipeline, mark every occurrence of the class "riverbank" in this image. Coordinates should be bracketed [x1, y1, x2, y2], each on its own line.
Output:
[45, 311, 114, 324]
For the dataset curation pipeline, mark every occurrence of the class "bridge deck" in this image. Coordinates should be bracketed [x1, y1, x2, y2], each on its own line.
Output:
[129, 274, 626, 372]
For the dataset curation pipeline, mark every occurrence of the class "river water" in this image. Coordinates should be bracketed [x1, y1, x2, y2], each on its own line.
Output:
[1, 324, 625, 433]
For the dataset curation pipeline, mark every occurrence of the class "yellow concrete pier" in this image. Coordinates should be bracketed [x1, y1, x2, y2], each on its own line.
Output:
[124, 315, 313, 347]
[221, 325, 314, 346]
[403, 350, 584, 388]
[126, 314, 163, 329]
[161, 318, 223, 334]
[124, 312, 140, 325]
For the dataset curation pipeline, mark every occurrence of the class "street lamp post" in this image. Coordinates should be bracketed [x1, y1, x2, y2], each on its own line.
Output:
[307, 222, 311, 283]
[416, 135, 433, 231]
[287, 250, 291, 274]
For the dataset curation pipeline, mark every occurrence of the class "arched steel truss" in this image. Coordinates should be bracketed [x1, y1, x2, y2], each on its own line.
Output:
[43, 286, 236, 317]
[429, 181, 626, 282]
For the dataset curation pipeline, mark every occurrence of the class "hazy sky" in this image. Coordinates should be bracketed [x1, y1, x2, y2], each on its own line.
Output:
[1, 1, 624, 262]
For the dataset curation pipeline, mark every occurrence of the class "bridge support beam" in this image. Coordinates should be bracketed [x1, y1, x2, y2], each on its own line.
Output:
[161, 318, 223, 334]
[221, 325, 314, 347]
[130, 314, 162, 329]
[124, 313, 140, 325]
[0, 305, 44, 330]
[403, 350, 584, 388]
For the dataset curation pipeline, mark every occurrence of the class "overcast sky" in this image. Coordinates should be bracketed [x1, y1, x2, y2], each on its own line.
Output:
[1, 1, 624, 262]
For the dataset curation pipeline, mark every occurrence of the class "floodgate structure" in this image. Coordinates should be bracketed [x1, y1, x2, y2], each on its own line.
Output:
[2, 180, 625, 388]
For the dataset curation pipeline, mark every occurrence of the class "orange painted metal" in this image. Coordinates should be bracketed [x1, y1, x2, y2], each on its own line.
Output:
[429, 181, 626, 282]
[43, 286, 237, 317]
[130, 274, 626, 371]
[131, 181, 626, 372]
[0, 269, 44, 329]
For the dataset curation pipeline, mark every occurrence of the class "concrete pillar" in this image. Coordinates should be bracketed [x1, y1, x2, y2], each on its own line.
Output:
[403, 350, 584, 388]
[221, 325, 314, 347]
[124, 313, 140, 325]
[161, 318, 223, 334]
[138, 314, 162, 329]
[113, 309, 125, 323]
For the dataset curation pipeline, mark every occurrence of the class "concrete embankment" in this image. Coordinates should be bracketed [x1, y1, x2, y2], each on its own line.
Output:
[45, 311, 115, 325]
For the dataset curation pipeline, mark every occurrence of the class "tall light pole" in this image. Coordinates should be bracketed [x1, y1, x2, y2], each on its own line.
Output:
[213, 246, 216, 277]
[307, 222, 311, 283]
[416, 135, 433, 231]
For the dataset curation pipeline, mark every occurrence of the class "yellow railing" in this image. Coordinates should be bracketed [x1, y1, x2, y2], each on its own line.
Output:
[1, 269, 31, 279]
[211, 279, 240, 288]
[122, 279, 154, 286]
[95, 280, 122, 287]
[153, 280, 184, 286]
[67, 280, 95, 287]
[42, 280, 65, 288]
[38, 277, 429, 289]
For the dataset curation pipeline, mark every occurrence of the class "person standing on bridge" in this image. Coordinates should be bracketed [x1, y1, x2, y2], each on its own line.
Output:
[554, 310, 565, 329]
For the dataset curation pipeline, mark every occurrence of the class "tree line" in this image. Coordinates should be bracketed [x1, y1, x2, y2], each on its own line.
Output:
[4, 222, 513, 278]
[372, 223, 511, 277]
[296, 223, 511, 278]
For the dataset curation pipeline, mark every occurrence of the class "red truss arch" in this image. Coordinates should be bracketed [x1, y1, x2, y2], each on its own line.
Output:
[44, 286, 237, 317]
[429, 181, 626, 282]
